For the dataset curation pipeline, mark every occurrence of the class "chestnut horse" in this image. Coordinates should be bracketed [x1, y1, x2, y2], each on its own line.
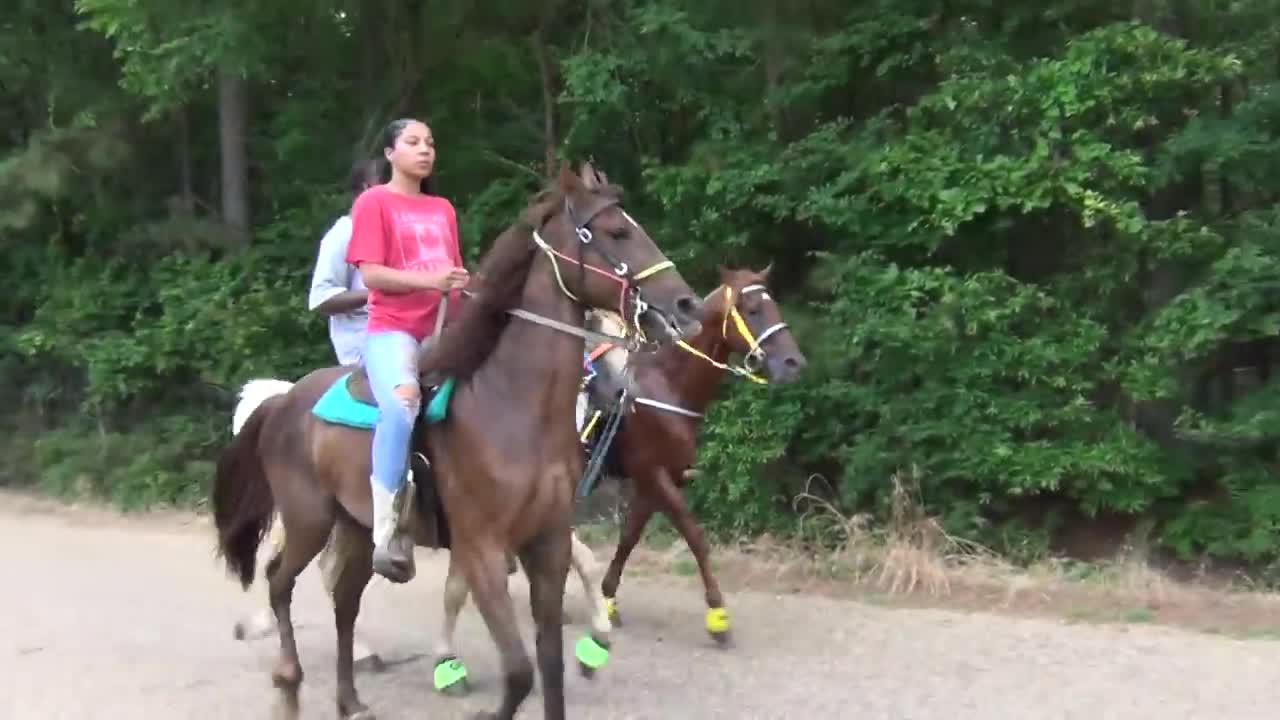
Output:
[587, 265, 806, 644]
[210, 162, 702, 720]
[425, 265, 806, 693]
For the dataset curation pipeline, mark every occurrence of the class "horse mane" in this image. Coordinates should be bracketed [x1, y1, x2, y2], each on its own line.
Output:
[419, 186, 558, 380]
[420, 170, 628, 380]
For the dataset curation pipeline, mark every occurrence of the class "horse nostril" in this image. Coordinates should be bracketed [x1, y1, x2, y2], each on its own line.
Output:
[675, 295, 700, 318]
[784, 355, 807, 372]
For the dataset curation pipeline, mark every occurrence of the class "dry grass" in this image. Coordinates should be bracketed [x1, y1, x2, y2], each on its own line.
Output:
[579, 467, 1280, 640]
[7, 479, 1280, 641]
[789, 467, 1006, 598]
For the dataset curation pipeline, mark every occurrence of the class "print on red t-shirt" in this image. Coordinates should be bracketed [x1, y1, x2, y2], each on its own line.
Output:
[345, 185, 463, 341]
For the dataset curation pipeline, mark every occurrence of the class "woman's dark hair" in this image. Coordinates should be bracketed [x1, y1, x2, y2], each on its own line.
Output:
[378, 118, 435, 195]
[348, 158, 380, 203]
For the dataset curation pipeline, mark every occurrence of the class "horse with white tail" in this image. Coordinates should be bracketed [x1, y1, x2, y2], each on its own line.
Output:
[210, 164, 704, 720]
[227, 379, 616, 692]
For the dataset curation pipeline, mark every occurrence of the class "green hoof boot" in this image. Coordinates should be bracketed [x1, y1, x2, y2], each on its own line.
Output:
[433, 655, 469, 696]
[575, 635, 610, 678]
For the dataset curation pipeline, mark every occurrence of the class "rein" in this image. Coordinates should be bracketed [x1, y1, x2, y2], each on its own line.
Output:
[587, 283, 789, 424]
[511, 196, 677, 351]
[675, 283, 786, 386]
[445, 198, 678, 352]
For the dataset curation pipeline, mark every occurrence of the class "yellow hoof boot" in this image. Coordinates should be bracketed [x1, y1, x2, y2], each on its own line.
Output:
[705, 607, 731, 637]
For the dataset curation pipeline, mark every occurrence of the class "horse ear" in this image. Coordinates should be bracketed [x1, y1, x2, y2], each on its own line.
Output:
[760, 262, 773, 280]
[579, 160, 601, 190]
[558, 163, 581, 192]
[717, 265, 732, 284]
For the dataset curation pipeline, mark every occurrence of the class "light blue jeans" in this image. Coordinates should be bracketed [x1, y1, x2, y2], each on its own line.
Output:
[365, 330, 420, 493]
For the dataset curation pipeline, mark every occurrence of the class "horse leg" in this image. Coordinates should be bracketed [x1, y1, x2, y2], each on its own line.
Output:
[600, 485, 657, 626]
[432, 552, 472, 696]
[327, 513, 376, 720]
[233, 511, 287, 641]
[568, 529, 612, 677]
[266, 500, 335, 711]
[236, 517, 382, 672]
[319, 525, 384, 673]
[520, 528, 573, 720]
[649, 466, 731, 646]
[457, 543, 535, 720]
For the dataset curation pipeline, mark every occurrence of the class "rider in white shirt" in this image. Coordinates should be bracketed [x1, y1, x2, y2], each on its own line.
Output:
[308, 159, 381, 365]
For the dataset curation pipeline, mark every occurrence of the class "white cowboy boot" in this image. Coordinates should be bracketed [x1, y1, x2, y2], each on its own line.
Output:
[371, 479, 414, 583]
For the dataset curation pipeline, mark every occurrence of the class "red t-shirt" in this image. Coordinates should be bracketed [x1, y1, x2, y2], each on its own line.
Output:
[345, 185, 464, 341]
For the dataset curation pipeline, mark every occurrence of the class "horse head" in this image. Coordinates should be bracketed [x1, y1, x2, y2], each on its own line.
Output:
[710, 265, 807, 384]
[526, 161, 704, 344]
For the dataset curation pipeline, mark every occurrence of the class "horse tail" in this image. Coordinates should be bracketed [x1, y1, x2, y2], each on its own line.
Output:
[213, 379, 294, 590]
[232, 379, 295, 434]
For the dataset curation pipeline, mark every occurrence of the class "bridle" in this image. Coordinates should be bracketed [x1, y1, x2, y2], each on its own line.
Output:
[674, 283, 788, 386]
[581, 281, 789, 430]
[520, 194, 679, 351]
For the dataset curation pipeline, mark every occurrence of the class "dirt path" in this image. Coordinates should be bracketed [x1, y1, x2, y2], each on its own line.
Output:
[2, 495, 1277, 719]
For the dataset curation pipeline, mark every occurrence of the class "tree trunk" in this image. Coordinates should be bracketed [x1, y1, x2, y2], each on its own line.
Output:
[760, 0, 786, 139]
[533, 25, 558, 178]
[175, 105, 195, 216]
[217, 67, 250, 244]
[352, 2, 384, 159]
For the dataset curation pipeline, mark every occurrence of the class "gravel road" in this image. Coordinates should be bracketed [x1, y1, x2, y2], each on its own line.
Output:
[2, 496, 1276, 719]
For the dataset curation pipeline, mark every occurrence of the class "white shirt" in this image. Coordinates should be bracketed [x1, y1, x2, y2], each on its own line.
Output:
[307, 215, 368, 365]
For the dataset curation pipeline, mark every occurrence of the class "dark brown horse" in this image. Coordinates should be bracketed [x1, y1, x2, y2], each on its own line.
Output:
[428, 266, 806, 691]
[586, 265, 806, 644]
[211, 162, 703, 720]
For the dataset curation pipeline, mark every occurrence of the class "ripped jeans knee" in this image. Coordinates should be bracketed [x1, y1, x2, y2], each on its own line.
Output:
[365, 330, 422, 493]
[393, 384, 421, 421]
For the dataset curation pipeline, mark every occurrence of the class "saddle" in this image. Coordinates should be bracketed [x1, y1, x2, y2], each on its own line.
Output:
[578, 331, 631, 489]
[345, 335, 447, 409]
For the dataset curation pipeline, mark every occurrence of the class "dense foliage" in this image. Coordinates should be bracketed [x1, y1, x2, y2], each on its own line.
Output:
[7, 0, 1280, 570]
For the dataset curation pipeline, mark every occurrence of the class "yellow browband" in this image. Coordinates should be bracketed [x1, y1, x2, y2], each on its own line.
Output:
[676, 285, 770, 384]
[632, 260, 675, 281]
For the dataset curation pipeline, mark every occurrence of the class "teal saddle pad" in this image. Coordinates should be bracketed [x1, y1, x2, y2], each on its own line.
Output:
[311, 372, 455, 429]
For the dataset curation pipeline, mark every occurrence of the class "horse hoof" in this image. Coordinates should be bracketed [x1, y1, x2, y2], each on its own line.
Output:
[434, 655, 469, 697]
[439, 678, 469, 698]
[340, 702, 375, 720]
[271, 661, 303, 690]
[710, 629, 733, 648]
[705, 607, 731, 646]
[274, 691, 301, 720]
[575, 635, 610, 679]
[372, 536, 417, 583]
[371, 555, 414, 584]
[353, 653, 385, 674]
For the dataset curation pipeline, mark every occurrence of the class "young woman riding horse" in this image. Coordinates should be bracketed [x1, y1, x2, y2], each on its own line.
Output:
[346, 119, 469, 580]
[211, 145, 703, 720]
